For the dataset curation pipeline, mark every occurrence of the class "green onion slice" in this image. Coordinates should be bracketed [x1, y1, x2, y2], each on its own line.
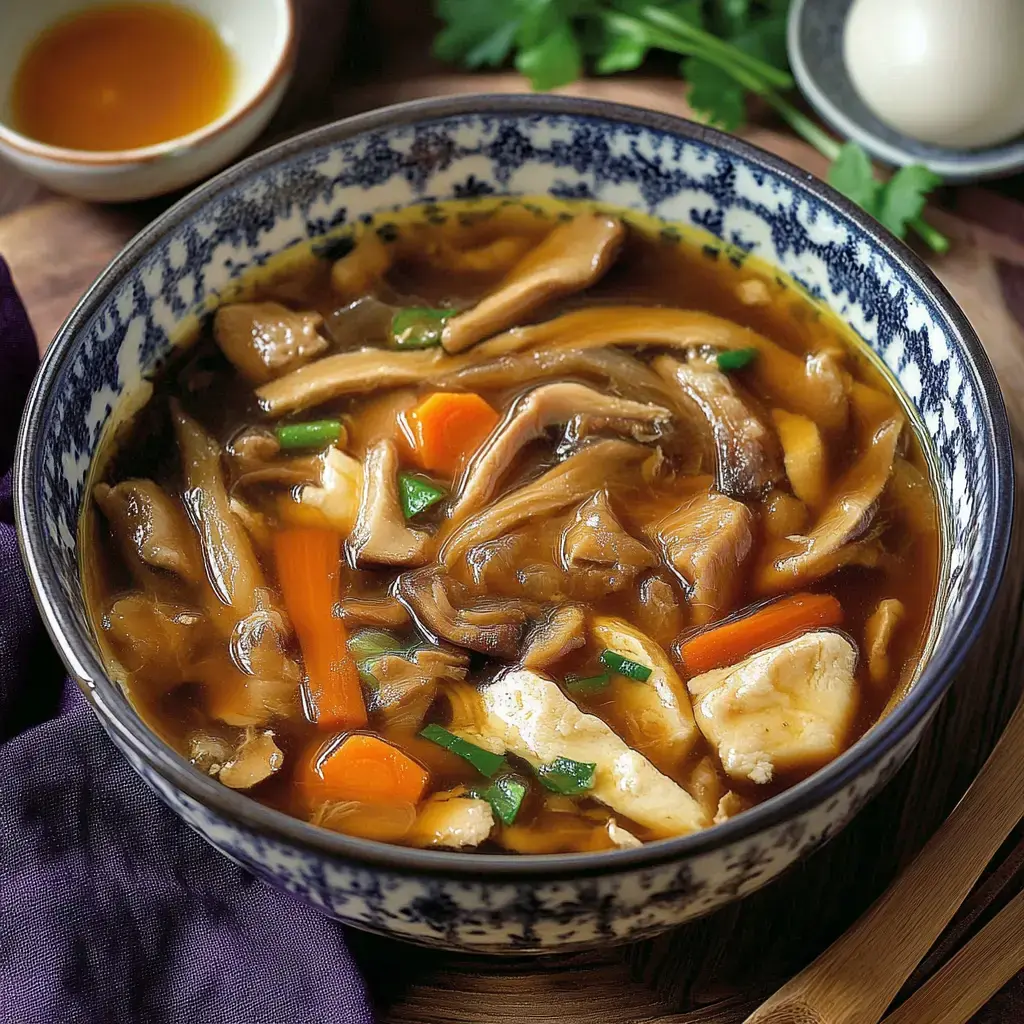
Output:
[600, 650, 652, 682]
[716, 348, 759, 372]
[274, 419, 342, 450]
[565, 671, 611, 695]
[390, 307, 452, 349]
[347, 629, 404, 662]
[474, 776, 527, 825]
[398, 473, 446, 519]
[419, 724, 506, 777]
[535, 757, 596, 795]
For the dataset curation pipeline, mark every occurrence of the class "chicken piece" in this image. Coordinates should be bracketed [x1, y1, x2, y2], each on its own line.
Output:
[217, 728, 285, 789]
[634, 575, 685, 648]
[331, 231, 393, 298]
[442, 439, 652, 568]
[94, 479, 203, 584]
[655, 355, 781, 497]
[561, 491, 660, 594]
[688, 631, 858, 785]
[442, 214, 624, 354]
[771, 409, 828, 508]
[522, 605, 586, 670]
[456, 669, 710, 837]
[453, 382, 671, 519]
[396, 569, 526, 659]
[473, 306, 849, 431]
[199, 645, 300, 728]
[338, 595, 412, 629]
[102, 595, 205, 692]
[651, 490, 754, 625]
[312, 800, 417, 843]
[350, 440, 430, 567]
[256, 348, 450, 417]
[405, 790, 495, 849]
[591, 617, 700, 775]
[864, 598, 906, 685]
[756, 416, 903, 592]
[188, 731, 235, 775]
[714, 791, 751, 824]
[496, 812, 639, 853]
[686, 755, 725, 822]
[214, 302, 328, 384]
[227, 428, 325, 491]
[294, 447, 363, 536]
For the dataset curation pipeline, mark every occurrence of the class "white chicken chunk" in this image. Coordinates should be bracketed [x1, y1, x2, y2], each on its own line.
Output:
[687, 631, 858, 785]
[459, 669, 710, 838]
[406, 791, 495, 849]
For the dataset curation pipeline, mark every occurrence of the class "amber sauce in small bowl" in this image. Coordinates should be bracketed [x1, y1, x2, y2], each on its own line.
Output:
[11, 1, 235, 152]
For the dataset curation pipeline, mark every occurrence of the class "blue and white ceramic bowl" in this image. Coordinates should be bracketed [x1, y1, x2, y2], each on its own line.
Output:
[14, 95, 1013, 953]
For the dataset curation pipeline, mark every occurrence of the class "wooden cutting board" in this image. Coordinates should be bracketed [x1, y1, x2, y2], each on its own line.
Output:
[3, 74, 1024, 1023]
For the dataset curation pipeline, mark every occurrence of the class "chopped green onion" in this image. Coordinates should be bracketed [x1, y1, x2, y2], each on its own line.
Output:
[716, 348, 759, 372]
[390, 307, 452, 349]
[274, 419, 342, 450]
[474, 776, 527, 825]
[600, 650, 652, 682]
[419, 724, 506, 777]
[347, 629, 404, 662]
[565, 671, 611, 695]
[398, 473, 446, 519]
[535, 757, 596, 795]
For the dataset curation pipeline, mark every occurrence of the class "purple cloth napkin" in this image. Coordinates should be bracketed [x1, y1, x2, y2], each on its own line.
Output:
[0, 259, 375, 1024]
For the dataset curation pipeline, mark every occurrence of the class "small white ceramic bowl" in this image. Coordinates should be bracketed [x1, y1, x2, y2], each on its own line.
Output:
[0, 0, 295, 202]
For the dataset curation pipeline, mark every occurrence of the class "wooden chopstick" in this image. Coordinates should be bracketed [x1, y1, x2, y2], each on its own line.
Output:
[880, 888, 1024, 1024]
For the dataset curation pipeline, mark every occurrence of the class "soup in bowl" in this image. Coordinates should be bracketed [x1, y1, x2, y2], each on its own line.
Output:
[16, 96, 1011, 950]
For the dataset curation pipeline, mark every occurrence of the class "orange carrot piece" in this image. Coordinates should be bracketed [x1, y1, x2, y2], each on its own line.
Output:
[400, 392, 500, 477]
[680, 592, 844, 675]
[273, 527, 367, 730]
[299, 734, 429, 807]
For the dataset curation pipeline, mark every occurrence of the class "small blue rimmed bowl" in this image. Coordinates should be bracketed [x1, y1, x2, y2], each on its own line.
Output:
[14, 95, 1013, 953]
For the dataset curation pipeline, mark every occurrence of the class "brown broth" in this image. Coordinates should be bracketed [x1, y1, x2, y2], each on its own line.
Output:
[82, 198, 942, 852]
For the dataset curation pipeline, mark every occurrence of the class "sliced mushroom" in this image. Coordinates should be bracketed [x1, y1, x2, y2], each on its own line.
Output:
[650, 490, 754, 625]
[688, 631, 858, 785]
[441, 439, 652, 568]
[405, 790, 495, 849]
[227, 428, 324, 492]
[454, 383, 671, 519]
[368, 646, 469, 733]
[591, 616, 701, 776]
[442, 214, 625, 354]
[562, 491, 658, 574]
[94, 479, 203, 584]
[350, 440, 430, 567]
[396, 568, 525, 658]
[338, 595, 412, 629]
[473, 306, 849, 430]
[453, 669, 710, 837]
[771, 408, 828, 508]
[654, 355, 781, 497]
[522, 605, 587, 670]
[217, 727, 285, 789]
[865, 598, 906, 685]
[214, 302, 328, 384]
[756, 416, 903, 592]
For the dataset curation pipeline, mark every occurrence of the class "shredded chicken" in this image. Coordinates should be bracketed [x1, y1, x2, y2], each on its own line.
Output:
[94, 479, 203, 584]
[295, 447, 363, 536]
[214, 301, 327, 384]
[442, 213, 624, 353]
[865, 598, 906, 685]
[522, 605, 587, 670]
[350, 440, 430, 567]
[217, 728, 285, 789]
[406, 790, 495, 849]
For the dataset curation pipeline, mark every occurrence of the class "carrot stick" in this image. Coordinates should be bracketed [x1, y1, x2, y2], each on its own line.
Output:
[400, 392, 500, 477]
[273, 527, 367, 730]
[680, 592, 844, 675]
[298, 734, 429, 806]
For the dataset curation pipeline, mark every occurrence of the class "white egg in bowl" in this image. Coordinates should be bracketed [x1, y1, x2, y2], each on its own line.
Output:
[0, 0, 295, 202]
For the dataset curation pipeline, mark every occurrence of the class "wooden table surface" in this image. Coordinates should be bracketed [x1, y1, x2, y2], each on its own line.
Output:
[4, 12, 1024, 1022]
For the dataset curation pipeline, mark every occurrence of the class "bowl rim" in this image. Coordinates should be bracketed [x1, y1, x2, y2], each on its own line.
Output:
[0, 0, 296, 167]
[15, 92, 1014, 881]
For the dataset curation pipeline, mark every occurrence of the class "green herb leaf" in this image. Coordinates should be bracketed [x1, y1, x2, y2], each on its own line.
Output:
[398, 473, 446, 519]
[348, 629, 405, 662]
[593, 11, 651, 75]
[683, 56, 747, 132]
[730, 14, 788, 72]
[433, 0, 522, 67]
[515, 11, 583, 91]
[827, 142, 881, 215]
[475, 775, 528, 825]
[274, 419, 342, 450]
[565, 671, 611, 695]
[716, 347, 758, 371]
[536, 756, 596, 794]
[877, 164, 943, 239]
[420, 724, 507, 777]
[600, 649, 653, 682]
[390, 307, 451, 349]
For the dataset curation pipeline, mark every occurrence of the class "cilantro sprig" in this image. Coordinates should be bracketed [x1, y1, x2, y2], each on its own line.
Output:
[434, 0, 948, 253]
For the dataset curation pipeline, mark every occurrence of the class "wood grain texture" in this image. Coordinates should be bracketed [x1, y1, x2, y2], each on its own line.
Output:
[2, 70, 1023, 1024]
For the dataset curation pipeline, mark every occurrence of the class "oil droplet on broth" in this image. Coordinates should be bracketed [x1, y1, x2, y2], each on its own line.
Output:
[11, 2, 235, 152]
